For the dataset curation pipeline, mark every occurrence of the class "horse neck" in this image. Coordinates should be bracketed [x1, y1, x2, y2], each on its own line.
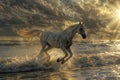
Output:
[64, 25, 78, 39]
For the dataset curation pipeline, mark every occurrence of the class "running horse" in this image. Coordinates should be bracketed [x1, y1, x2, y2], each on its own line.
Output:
[21, 22, 86, 64]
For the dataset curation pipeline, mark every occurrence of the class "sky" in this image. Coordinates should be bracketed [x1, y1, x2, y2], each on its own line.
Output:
[0, 0, 119, 40]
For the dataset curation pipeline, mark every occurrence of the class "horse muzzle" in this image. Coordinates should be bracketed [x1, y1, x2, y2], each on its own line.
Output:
[82, 35, 86, 39]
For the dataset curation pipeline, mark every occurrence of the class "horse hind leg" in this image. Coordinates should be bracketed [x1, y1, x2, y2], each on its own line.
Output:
[37, 42, 46, 57]
[44, 46, 52, 62]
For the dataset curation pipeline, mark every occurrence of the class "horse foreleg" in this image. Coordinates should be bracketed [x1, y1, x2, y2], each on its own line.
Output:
[64, 48, 73, 63]
[57, 47, 68, 64]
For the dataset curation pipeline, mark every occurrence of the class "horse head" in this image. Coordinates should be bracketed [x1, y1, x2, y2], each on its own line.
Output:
[78, 21, 86, 39]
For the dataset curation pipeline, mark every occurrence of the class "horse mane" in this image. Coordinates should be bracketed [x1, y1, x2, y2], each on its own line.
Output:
[63, 24, 78, 32]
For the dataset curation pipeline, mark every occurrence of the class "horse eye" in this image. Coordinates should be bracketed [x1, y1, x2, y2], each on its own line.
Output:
[80, 28, 83, 30]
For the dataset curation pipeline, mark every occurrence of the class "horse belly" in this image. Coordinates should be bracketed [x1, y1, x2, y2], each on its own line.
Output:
[48, 41, 60, 48]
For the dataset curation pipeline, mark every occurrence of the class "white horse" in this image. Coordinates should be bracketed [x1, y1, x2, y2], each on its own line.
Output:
[20, 22, 86, 64]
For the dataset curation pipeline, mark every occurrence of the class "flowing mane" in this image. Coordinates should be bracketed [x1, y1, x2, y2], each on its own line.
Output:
[63, 24, 78, 32]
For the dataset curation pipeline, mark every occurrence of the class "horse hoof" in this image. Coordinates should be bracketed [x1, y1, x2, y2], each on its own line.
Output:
[57, 58, 60, 62]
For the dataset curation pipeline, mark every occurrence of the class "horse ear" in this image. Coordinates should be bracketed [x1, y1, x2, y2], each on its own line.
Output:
[79, 21, 83, 25]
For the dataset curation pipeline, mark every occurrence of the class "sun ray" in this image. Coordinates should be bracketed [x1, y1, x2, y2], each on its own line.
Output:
[114, 22, 120, 39]
[107, 18, 118, 28]
[104, 1, 120, 40]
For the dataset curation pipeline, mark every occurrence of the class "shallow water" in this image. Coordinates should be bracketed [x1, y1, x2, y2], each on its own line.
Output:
[1, 65, 120, 80]
[0, 40, 120, 80]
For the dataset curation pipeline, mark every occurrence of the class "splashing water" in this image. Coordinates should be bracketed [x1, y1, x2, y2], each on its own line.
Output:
[0, 42, 75, 73]
[0, 40, 120, 73]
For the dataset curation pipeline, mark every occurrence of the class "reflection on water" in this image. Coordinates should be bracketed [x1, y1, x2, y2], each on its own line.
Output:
[0, 70, 79, 80]
[1, 65, 120, 80]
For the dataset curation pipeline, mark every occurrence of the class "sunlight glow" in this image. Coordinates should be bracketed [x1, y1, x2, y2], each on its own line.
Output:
[116, 9, 120, 20]
[104, 2, 120, 39]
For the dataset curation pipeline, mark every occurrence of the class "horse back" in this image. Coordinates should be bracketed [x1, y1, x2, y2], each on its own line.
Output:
[40, 31, 62, 48]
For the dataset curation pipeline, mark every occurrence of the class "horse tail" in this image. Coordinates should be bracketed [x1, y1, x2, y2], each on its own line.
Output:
[16, 29, 43, 41]
[26, 29, 43, 36]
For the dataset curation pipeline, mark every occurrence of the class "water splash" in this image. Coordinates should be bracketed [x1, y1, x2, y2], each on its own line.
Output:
[0, 40, 120, 73]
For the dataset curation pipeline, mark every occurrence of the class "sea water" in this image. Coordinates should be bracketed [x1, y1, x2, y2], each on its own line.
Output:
[0, 40, 120, 80]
